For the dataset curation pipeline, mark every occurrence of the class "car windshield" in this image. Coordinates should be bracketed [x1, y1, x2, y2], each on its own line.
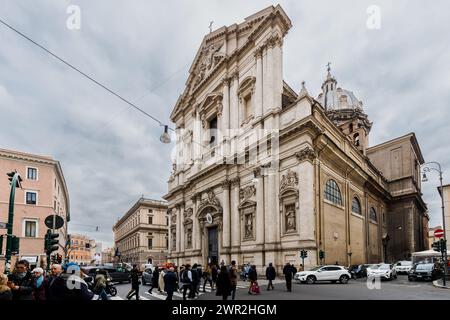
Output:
[416, 264, 433, 270]
[378, 265, 390, 270]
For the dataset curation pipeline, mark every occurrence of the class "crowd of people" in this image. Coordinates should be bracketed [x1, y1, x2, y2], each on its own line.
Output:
[0, 259, 302, 301]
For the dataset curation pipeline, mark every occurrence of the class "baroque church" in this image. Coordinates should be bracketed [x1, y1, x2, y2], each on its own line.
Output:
[163, 5, 429, 273]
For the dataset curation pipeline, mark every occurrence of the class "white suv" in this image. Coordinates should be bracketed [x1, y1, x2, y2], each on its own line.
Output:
[394, 261, 412, 274]
[294, 265, 351, 284]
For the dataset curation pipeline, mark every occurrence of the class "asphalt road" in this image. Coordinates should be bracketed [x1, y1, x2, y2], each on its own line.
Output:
[104, 275, 449, 300]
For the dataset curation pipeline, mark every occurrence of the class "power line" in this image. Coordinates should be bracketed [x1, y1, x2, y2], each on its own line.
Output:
[0, 17, 173, 131]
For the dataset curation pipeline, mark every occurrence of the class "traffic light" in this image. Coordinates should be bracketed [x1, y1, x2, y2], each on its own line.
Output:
[85, 243, 90, 249]
[300, 250, 308, 258]
[7, 171, 22, 188]
[45, 229, 59, 255]
[432, 240, 442, 252]
[11, 236, 20, 255]
[439, 239, 447, 254]
[319, 250, 325, 260]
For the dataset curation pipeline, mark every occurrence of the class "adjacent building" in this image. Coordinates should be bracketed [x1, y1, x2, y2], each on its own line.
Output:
[113, 197, 169, 266]
[68, 233, 93, 265]
[0, 148, 70, 272]
[439, 184, 450, 253]
[101, 247, 115, 264]
[163, 5, 429, 273]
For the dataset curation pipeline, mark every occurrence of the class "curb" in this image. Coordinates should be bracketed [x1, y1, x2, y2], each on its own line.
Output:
[432, 280, 450, 289]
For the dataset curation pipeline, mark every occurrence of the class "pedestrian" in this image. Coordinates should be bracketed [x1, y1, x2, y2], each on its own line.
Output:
[47, 263, 93, 300]
[196, 264, 203, 294]
[8, 259, 33, 300]
[247, 265, 257, 294]
[216, 265, 232, 300]
[148, 266, 159, 294]
[164, 267, 177, 300]
[126, 264, 141, 300]
[0, 274, 12, 301]
[181, 264, 192, 300]
[31, 267, 47, 301]
[158, 267, 166, 293]
[265, 263, 276, 291]
[283, 263, 293, 292]
[94, 269, 109, 300]
[229, 261, 238, 300]
[190, 264, 200, 298]
[202, 265, 213, 292]
[211, 264, 218, 289]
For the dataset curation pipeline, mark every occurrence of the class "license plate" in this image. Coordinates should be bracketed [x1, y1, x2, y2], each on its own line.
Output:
[416, 275, 422, 278]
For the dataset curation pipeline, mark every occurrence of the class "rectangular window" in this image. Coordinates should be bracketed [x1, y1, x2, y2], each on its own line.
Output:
[209, 116, 217, 146]
[25, 220, 37, 237]
[148, 209, 153, 213]
[27, 167, 37, 180]
[147, 238, 153, 249]
[26, 192, 37, 205]
[148, 216, 153, 224]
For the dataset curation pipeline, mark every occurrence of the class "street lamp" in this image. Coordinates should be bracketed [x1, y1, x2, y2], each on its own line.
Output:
[422, 161, 448, 285]
[160, 125, 171, 144]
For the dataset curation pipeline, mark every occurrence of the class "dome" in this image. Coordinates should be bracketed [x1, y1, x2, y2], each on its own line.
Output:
[317, 71, 363, 111]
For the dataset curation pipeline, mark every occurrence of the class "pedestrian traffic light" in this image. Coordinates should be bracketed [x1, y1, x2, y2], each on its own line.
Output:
[11, 236, 20, 255]
[432, 240, 441, 252]
[45, 229, 59, 255]
[319, 250, 325, 260]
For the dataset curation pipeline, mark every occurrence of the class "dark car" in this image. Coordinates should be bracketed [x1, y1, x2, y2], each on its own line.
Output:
[408, 263, 441, 281]
[349, 264, 374, 279]
[86, 266, 131, 284]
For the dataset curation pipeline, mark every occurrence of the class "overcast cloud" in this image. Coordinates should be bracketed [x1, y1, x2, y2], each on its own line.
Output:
[1, 0, 449, 248]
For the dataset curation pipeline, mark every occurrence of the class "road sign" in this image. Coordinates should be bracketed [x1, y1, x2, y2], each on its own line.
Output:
[434, 229, 445, 238]
[44, 215, 64, 230]
[0, 222, 8, 229]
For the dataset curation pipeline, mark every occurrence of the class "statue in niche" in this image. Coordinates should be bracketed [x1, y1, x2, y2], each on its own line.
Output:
[245, 214, 253, 239]
[285, 205, 296, 232]
[186, 228, 192, 249]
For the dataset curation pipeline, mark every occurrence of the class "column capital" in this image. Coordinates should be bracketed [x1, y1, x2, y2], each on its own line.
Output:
[254, 46, 264, 59]
[221, 179, 231, 190]
[222, 76, 231, 87]
[295, 146, 317, 163]
[230, 177, 240, 187]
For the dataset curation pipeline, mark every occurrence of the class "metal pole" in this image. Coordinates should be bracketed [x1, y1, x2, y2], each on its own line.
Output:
[439, 170, 447, 286]
[4, 173, 19, 274]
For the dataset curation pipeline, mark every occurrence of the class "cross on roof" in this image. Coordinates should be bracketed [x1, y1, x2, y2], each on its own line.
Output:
[326, 62, 332, 74]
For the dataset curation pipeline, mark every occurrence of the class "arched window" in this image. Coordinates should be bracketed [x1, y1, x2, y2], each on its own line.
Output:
[369, 207, 377, 221]
[354, 133, 360, 147]
[352, 197, 361, 215]
[324, 180, 343, 206]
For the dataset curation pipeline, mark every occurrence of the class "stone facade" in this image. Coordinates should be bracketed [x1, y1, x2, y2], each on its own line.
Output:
[163, 5, 428, 274]
[0, 148, 70, 272]
[113, 198, 169, 267]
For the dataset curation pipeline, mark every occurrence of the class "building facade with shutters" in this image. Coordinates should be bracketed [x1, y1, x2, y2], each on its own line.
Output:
[0, 148, 70, 272]
[163, 5, 429, 274]
[113, 198, 169, 267]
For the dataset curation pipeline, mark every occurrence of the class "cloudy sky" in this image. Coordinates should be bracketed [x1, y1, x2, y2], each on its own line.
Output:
[1, 0, 449, 248]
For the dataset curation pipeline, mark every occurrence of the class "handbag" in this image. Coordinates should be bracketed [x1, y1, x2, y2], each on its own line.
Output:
[250, 281, 260, 294]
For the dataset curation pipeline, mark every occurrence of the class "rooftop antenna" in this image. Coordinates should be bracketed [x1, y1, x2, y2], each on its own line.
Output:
[209, 21, 214, 33]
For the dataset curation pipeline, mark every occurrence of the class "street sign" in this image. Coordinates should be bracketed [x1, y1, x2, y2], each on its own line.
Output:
[44, 215, 64, 230]
[434, 229, 445, 238]
[0, 222, 8, 229]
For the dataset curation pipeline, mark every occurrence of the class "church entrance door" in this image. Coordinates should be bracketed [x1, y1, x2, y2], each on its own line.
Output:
[207, 226, 218, 265]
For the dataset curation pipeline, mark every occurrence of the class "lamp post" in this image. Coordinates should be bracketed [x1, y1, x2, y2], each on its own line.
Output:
[422, 161, 448, 285]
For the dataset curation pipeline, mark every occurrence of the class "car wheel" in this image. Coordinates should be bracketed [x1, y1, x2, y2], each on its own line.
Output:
[109, 287, 117, 297]
[339, 275, 349, 284]
[306, 275, 316, 284]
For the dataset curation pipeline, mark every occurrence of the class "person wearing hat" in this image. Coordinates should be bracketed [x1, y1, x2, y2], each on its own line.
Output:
[31, 267, 47, 301]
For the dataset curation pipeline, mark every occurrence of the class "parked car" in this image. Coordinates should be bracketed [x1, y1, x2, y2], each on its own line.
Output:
[142, 268, 153, 285]
[394, 261, 413, 274]
[294, 265, 351, 284]
[86, 266, 131, 284]
[408, 263, 441, 281]
[367, 264, 397, 280]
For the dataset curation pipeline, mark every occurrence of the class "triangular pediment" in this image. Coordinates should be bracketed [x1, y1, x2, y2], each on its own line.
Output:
[170, 5, 292, 121]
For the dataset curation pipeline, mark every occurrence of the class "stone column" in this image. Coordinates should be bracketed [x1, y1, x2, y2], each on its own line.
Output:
[231, 72, 239, 132]
[267, 168, 277, 243]
[272, 36, 283, 111]
[192, 195, 200, 251]
[231, 178, 241, 247]
[296, 148, 316, 241]
[175, 206, 181, 253]
[265, 42, 274, 113]
[222, 180, 231, 249]
[254, 48, 263, 121]
[255, 168, 265, 245]
[180, 205, 185, 252]
[193, 107, 201, 163]
[222, 78, 230, 136]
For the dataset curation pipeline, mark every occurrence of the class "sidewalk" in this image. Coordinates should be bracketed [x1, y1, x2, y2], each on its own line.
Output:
[432, 279, 450, 289]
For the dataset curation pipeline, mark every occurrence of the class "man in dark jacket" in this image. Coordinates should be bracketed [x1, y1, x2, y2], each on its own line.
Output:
[8, 260, 34, 300]
[163, 267, 177, 300]
[265, 263, 276, 290]
[148, 267, 159, 294]
[126, 264, 141, 300]
[47, 264, 93, 301]
[283, 263, 294, 292]
[189, 264, 200, 298]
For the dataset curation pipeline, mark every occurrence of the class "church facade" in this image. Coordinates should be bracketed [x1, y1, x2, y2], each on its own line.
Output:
[163, 5, 429, 273]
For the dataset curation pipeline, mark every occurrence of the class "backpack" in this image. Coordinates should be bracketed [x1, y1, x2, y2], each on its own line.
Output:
[182, 270, 191, 284]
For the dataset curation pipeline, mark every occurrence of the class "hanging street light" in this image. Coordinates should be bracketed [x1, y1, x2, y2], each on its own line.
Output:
[160, 125, 171, 144]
